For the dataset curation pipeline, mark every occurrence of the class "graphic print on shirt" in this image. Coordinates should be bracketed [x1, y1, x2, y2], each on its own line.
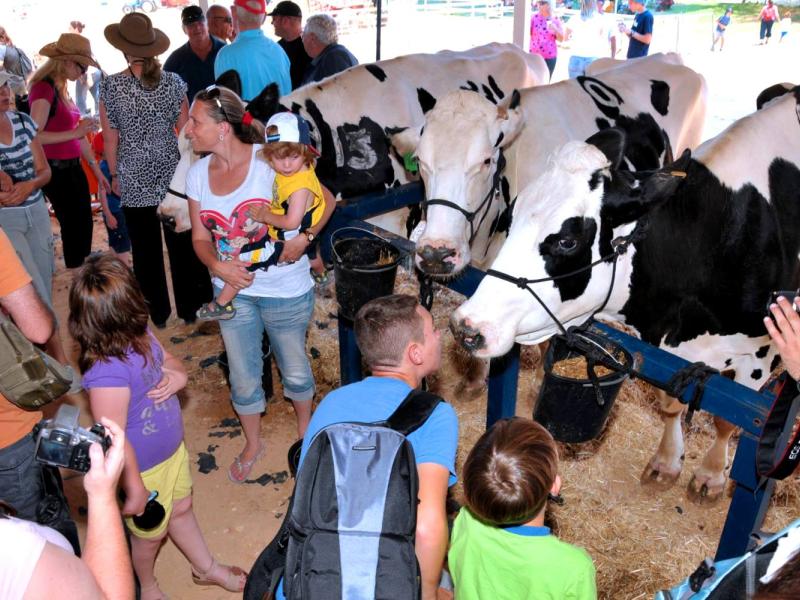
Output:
[198, 197, 271, 259]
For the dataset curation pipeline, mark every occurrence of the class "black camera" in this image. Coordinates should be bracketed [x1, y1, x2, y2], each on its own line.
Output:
[34, 405, 110, 473]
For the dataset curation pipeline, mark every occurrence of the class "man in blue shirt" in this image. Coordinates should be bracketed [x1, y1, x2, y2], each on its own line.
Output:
[300, 14, 358, 85]
[164, 6, 226, 102]
[288, 294, 458, 600]
[620, 0, 654, 59]
[214, 0, 291, 100]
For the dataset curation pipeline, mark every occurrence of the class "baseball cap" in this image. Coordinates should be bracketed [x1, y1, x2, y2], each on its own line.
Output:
[265, 112, 319, 155]
[182, 5, 205, 24]
[234, 0, 267, 15]
[268, 1, 302, 18]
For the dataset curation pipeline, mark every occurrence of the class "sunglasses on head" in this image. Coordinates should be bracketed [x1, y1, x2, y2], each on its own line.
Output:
[203, 85, 230, 121]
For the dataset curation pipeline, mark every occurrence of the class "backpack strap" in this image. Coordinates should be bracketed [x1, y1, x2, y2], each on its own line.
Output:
[384, 389, 443, 437]
[756, 372, 800, 481]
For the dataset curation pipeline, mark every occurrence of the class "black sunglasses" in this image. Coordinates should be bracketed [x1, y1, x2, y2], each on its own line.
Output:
[203, 85, 230, 122]
[78, 62, 87, 75]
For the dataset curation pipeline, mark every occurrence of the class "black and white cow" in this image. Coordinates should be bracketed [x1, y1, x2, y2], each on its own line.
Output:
[450, 87, 800, 501]
[158, 43, 548, 233]
[393, 53, 707, 275]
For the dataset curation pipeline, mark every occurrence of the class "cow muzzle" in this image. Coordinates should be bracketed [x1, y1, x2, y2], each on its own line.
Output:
[450, 317, 486, 353]
[416, 244, 458, 275]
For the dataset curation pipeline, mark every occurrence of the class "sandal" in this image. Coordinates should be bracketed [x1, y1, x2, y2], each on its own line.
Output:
[191, 558, 247, 593]
[312, 270, 329, 286]
[196, 301, 236, 321]
[228, 441, 266, 484]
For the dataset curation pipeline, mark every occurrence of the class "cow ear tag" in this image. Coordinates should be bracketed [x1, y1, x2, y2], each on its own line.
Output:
[403, 152, 419, 175]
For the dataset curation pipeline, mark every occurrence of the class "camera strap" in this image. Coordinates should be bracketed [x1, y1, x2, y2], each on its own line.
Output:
[756, 372, 800, 481]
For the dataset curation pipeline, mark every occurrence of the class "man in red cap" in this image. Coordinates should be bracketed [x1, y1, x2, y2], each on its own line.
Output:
[214, 0, 291, 100]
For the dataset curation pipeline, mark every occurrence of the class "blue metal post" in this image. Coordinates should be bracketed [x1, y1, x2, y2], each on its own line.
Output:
[337, 316, 363, 386]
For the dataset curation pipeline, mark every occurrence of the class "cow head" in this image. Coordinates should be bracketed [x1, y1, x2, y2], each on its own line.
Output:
[395, 89, 524, 277]
[450, 129, 689, 357]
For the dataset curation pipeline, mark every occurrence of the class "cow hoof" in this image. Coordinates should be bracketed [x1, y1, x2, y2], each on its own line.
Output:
[687, 475, 725, 505]
[640, 461, 681, 490]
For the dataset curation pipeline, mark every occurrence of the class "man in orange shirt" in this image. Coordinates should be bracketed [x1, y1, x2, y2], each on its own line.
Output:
[0, 227, 79, 552]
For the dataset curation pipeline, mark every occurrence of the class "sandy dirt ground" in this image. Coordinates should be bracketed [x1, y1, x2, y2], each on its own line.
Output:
[6, 1, 799, 598]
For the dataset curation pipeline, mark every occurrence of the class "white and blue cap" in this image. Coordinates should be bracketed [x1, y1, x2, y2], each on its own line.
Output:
[265, 111, 319, 155]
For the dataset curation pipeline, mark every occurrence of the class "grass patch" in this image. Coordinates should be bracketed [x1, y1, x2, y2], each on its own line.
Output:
[659, 2, 795, 23]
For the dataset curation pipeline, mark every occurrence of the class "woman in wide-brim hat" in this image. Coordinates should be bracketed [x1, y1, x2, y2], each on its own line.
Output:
[99, 12, 212, 340]
[28, 32, 108, 275]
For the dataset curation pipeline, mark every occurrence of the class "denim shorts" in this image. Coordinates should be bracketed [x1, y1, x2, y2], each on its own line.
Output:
[102, 193, 132, 254]
[218, 287, 315, 415]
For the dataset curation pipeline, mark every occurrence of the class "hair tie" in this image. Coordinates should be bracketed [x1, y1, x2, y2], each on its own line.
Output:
[242, 111, 254, 127]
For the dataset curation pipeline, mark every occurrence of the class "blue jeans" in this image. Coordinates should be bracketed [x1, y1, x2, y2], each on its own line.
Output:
[218, 287, 315, 415]
[568, 56, 597, 79]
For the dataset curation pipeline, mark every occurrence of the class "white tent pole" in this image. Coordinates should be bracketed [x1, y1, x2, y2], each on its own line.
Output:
[513, 0, 531, 51]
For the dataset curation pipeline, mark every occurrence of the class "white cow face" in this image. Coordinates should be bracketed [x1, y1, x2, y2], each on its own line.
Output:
[411, 90, 523, 277]
[450, 130, 687, 358]
[157, 126, 199, 233]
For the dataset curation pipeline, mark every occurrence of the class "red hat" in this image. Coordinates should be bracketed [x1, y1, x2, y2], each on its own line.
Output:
[234, 0, 267, 14]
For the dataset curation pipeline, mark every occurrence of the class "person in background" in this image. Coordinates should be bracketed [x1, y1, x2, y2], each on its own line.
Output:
[0, 417, 134, 600]
[529, 0, 565, 80]
[70, 254, 247, 600]
[68, 21, 101, 115]
[91, 132, 131, 265]
[449, 417, 597, 600]
[101, 13, 212, 328]
[758, 0, 779, 45]
[566, 0, 616, 78]
[619, 0, 653, 59]
[779, 10, 792, 43]
[0, 25, 34, 111]
[164, 5, 226, 102]
[765, 296, 800, 381]
[711, 7, 733, 52]
[28, 33, 108, 271]
[269, 1, 311, 90]
[214, 0, 291, 101]
[207, 4, 235, 43]
[300, 14, 358, 85]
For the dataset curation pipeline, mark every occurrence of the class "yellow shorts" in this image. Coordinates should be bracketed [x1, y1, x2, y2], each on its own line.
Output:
[125, 442, 192, 539]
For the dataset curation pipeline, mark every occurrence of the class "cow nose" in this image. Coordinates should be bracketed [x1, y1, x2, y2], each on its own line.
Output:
[450, 317, 485, 353]
[416, 244, 457, 274]
[160, 214, 177, 231]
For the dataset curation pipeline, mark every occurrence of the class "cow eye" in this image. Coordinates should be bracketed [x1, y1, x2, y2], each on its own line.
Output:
[483, 157, 492, 166]
[558, 238, 578, 252]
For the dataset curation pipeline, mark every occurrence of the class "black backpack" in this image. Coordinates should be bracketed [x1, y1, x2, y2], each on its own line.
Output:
[244, 388, 442, 600]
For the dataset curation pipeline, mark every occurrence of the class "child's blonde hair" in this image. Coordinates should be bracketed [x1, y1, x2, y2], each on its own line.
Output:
[260, 137, 317, 168]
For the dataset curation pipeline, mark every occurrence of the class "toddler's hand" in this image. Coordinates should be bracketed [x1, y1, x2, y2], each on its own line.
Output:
[248, 205, 271, 223]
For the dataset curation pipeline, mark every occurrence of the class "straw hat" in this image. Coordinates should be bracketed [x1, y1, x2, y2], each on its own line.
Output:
[104, 13, 169, 58]
[39, 33, 100, 69]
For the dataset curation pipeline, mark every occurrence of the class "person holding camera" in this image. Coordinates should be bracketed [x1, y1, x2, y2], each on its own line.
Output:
[69, 254, 247, 600]
[0, 417, 134, 600]
[765, 295, 800, 381]
[619, 0, 653, 59]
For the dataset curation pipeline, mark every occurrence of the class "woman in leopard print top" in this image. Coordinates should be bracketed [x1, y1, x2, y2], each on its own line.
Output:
[100, 13, 212, 327]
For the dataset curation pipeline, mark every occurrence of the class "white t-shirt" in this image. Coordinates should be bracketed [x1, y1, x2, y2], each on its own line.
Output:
[0, 516, 74, 600]
[186, 144, 313, 299]
[569, 14, 614, 58]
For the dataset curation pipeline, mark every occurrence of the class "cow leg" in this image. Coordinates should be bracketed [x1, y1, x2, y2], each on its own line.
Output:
[641, 391, 685, 489]
[687, 416, 736, 504]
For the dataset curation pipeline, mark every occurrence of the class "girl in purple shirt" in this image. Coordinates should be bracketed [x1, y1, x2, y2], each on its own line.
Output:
[69, 254, 246, 600]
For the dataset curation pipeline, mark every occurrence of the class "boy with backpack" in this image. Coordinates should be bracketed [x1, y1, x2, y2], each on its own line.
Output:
[255, 294, 458, 600]
[449, 417, 596, 600]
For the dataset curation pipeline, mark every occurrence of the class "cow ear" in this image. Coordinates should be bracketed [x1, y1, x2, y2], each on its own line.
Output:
[585, 128, 625, 170]
[215, 69, 242, 98]
[389, 127, 421, 158]
[495, 93, 523, 147]
[246, 83, 282, 123]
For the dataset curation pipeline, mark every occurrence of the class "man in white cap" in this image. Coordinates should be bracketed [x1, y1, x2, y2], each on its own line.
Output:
[164, 5, 226, 101]
[214, 0, 291, 100]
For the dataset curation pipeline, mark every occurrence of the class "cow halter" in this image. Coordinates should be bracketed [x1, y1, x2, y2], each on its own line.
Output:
[422, 151, 507, 245]
[484, 223, 648, 335]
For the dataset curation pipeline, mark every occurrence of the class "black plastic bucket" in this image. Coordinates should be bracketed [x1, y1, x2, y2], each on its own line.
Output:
[534, 332, 632, 443]
[332, 228, 401, 320]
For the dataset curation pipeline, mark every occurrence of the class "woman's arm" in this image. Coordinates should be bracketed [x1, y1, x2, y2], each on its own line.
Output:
[29, 98, 97, 145]
[176, 97, 189, 134]
[189, 196, 254, 289]
[0, 137, 51, 207]
[79, 137, 110, 193]
[100, 102, 122, 196]
[278, 184, 336, 263]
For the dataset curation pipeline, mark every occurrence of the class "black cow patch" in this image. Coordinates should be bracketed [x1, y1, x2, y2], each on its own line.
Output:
[755, 344, 770, 358]
[365, 64, 388, 82]
[596, 118, 611, 130]
[751, 369, 763, 380]
[539, 217, 598, 301]
[589, 169, 604, 192]
[417, 87, 437, 114]
[650, 80, 670, 116]
[724, 358, 732, 367]
[488, 75, 505, 100]
[620, 157, 800, 348]
[577, 76, 624, 120]
[460, 80, 479, 93]
[482, 84, 497, 105]
[770, 354, 781, 372]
